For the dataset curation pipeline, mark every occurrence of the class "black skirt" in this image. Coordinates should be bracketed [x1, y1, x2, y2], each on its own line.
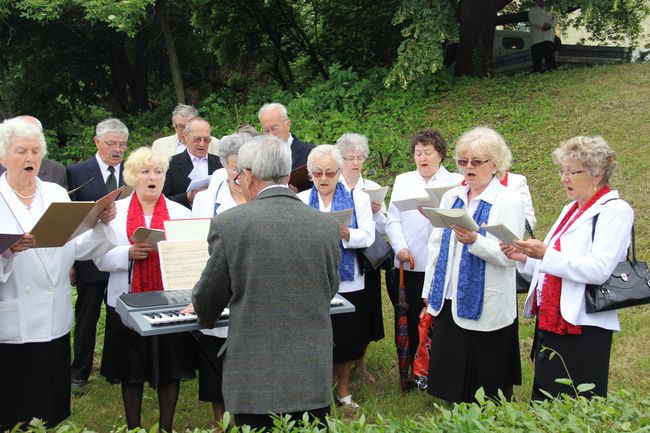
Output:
[427, 300, 521, 404]
[195, 332, 226, 403]
[0, 333, 71, 430]
[357, 269, 385, 344]
[100, 306, 197, 385]
[331, 290, 364, 363]
[531, 323, 612, 401]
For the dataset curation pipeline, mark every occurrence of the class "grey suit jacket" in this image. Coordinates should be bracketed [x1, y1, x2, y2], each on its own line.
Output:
[192, 186, 341, 415]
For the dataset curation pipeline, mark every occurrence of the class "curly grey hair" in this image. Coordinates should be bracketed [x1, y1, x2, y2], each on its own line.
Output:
[306, 145, 343, 174]
[552, 136, 617, 185]
[335, 133, 369, 158]
[0, 118, 47, 159]
[217, 133, 247, 167]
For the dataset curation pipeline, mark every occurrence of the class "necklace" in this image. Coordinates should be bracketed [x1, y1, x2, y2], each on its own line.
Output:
[11, 186, 37, 199]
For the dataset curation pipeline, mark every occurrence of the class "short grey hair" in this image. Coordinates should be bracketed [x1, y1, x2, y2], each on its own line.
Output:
[552, 136, 617, 185]
[236, 124, 260, 138]
[0, 118, 47, 159]
[307, 145, 344, 174]
[16, 115, 43, 131]
[95, 118, 129, 140]
[454, 126, 512, 179]
[217, 133, 246, 167]
[336, 133, 369, 158]
[172, 104, 198, 121]
[238, 135, 291, 182]
[258, 102, 289, 122]
[185, 117, 210, 137]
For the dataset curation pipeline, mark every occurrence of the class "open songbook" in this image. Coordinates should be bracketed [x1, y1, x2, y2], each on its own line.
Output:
[362, 186, 388, 203]
[391, 183, 461, 211]
[420, 207, 479, 231]
[481, 223, 520, 245]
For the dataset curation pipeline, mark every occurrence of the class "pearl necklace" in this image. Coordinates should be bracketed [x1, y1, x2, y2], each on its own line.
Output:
[11, 186, 37, 199]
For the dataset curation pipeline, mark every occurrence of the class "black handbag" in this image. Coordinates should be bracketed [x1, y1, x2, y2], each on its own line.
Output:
[358, 229, 393, 271]
[585, 213, 650, 313]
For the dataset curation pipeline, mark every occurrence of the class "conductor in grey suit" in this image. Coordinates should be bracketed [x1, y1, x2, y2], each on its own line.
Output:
[192, 135, 341, 429]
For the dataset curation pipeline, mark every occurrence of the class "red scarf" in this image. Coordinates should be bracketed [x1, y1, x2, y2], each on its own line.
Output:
[126, 192, 169, 293]
[535, 186, 611, 335]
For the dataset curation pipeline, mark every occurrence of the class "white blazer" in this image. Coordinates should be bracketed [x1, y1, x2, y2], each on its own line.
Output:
[340, 175, 388, 235]
[422, 178, 525, 332]
[94, 195, 191, 308]
[298, 185, 375, 293]
[506, 172, 537, 230]
[0, 176, 116, 343]
[151, 134, 219, 160]
[386, 167, 464, 271]
[521, 190, 633, 331]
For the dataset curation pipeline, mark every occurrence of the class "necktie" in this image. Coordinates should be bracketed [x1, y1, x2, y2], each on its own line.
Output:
[106, 166, 117, 192]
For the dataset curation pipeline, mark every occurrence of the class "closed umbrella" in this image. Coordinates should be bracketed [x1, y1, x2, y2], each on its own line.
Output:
[396, 257, 414, 390]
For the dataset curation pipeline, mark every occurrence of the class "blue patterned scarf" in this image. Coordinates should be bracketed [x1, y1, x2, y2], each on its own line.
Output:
[309, 182, 358, 281]
[427, 196, 492, 320]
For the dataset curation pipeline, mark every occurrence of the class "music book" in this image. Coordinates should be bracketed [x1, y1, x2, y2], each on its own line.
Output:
[129, 227, 166, 245]
[362, 186, 388, 203]
[481, 223, 519, 245]
[391, 196, 436, 212]
[158, 239, 210, 291]
[31, 186, 124, 248]
[0, 192, 23, 254]
[164, 218, 211, 242]
[289, 164, 312, 192]
[329, 208, 353, 226]
[420, 207, 479, 231]
[424, 183, 461, 207]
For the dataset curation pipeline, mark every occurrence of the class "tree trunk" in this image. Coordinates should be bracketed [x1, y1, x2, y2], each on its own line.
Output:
[133, 24, 150, 111]
[157, 1, 185, 104]
[108, 34, 131, 114]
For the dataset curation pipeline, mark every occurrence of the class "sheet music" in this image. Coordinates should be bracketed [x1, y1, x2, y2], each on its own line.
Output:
[158, 240, 210, 291]
[420, 207, 479, 231]
[391, 196, 435, 212]
[164, 218, 211, 241]
[424, 183, 461, 207]
[482, 223, 519, 245]
[187, 166, 203, 181]
[362, 186, 388, 203]
[329, 208, 353, 226]
[186, 175, 211, 192]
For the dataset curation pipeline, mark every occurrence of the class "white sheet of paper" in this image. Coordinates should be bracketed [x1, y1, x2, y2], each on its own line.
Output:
[164, 218, 211, 241]
[158, 239, 210, 291]
[391, 196, 436, 212]
[482, 223, 520, 245]
[420, 207, 479, 231]
[186, 175, 211, 192]
[424, 183, 461, 207]
[187, 166, 203, 181]
[329, 208, 353, 226]
[362, 186, 388, 203]
[0, 192, 24, 254]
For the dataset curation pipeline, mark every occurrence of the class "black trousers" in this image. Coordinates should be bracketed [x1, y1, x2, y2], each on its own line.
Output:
[235, 406, 329, 430]
[531, 41, 557, 73]
[71, 280, 107, 380]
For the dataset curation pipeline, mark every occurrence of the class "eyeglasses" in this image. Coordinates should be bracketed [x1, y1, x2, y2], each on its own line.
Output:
[233, 168, 250, 186]
[457, 158, 490, 167]
[342, 156, 367, 163]
[173, 124, 186, 131]
[191, 136, 211, 144]
[101, 140, 128, 150]
[309, 169, 340, 180]
[226, 166, 240, 175]
[558, 169, 586, 178]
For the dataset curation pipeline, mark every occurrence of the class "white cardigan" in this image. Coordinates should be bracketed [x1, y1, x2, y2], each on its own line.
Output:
[521, 190, 633, 331]
[298, 185, 375, 293]
[94, 195, 191, 308]
[0, 176, 116, 343]
[422, 178, 525, 332]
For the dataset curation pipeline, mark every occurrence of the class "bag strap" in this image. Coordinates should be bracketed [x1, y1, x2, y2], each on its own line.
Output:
[591, 197, 635, 263]
[525, 219, 535, 239]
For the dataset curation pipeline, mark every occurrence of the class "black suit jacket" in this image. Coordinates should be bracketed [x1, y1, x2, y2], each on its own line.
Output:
[67, 155, 125, 283]
[290, 134, 316, 169]
[0, 159, 68, 189]
[162, 151, 221, 208]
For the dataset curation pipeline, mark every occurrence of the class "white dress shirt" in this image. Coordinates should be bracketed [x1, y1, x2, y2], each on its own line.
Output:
[95, 153, 120, 186]
[298, 185, 375, 293]
[386, 166, 464, 271]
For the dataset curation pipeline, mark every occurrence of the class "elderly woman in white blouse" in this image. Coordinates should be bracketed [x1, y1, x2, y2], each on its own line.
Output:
[385, 128, 463, 384]
[335, 132, 387, 383]
[298, 145, 375, 408]
[0, 118, 116, 430]
[94, 147, 195, 433]
[190, 133, 246, 423]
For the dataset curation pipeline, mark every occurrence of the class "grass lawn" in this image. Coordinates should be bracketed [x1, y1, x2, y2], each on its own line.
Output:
[67, 62, 650, 431]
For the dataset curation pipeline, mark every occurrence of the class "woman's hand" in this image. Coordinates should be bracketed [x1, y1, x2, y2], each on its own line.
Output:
[10, 233, 36, 253]
[396, 248, 412, 263]
[370, 200, 382, 214]
[340, 225, 351, 241]
[451, 224, 477, 245]
[500, 241, 528, 263]
[512, 239, 547, 260]
[129, 242, 155, 260]
[99, 201, 117, 225]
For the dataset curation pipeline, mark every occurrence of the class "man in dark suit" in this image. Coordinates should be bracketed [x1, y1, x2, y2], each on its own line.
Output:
[258, 102, 316, 169]
[162, 117, 222, 208]
[66, 118, 128, 387]
[192, 135, 341, 430]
